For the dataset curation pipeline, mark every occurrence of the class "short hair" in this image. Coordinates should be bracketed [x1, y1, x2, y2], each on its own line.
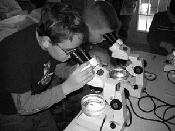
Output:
[37, 3, 88, 45]
[30, 0, 48, 8]
[83, 1, 119, 30]
[169, 0, 175, 15]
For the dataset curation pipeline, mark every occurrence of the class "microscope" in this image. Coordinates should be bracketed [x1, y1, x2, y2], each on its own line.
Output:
[79, 57, 131, 131]
[68, 48, 128, 131]
[103, 32, 145, 98]
[66, 32, 145, 131]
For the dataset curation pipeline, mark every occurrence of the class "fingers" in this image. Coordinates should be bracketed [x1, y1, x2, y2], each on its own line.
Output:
[82, 76, 94, 85]
[166, 44, 174, 53]
[75, 66, 95, 86]
[81, 70, 95, 81]
[76, 66, 94, 84]
[74, 62, 90, 72]
[161, 42, 174, 53]
[160, 42, 167, 48]
[80, 65, 94, 75]
[78, 73, 94, 88]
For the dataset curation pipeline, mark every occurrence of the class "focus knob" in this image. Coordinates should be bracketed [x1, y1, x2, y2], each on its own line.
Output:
[110, 99, 122, 110]
[134, 66, 143, 74]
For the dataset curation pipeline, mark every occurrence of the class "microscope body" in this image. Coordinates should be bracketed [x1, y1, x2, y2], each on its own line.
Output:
[76, 58, 128, 131]
[66, 37, 145, 131]
[109, 40, 145, 98]
[76, 88, 127, 131]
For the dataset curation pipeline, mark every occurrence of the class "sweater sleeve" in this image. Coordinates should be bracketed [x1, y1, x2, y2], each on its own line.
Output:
[11, 84, 66, 115]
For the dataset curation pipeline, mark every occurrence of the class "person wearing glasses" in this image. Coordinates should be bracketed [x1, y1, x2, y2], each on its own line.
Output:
[0, 3, 94, 131]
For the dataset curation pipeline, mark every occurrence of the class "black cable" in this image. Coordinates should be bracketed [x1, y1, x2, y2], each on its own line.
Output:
[124, 105, 132, 127]
[127, 90, 175, 131]
[99, 115, 106, 131]
[167, 70, 175, 84]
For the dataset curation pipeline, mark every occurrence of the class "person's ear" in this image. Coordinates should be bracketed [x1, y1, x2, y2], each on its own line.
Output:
[41, 36, 51, 48]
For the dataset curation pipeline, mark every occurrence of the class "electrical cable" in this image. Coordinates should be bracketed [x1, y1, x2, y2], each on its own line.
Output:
[99, 115, 106, 131]
[124, 105, 132, 127]
[127, 89, 175, 131]
[167, 70, 175, 84]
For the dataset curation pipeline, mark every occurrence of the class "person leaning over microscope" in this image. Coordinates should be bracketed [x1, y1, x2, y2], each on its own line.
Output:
[82, 0, 122, 66]
[53, 1, 120, 123]
[0, 3, 94, 131]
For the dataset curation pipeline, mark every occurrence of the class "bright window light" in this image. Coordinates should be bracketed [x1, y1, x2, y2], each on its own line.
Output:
[137, 0, 160, 32]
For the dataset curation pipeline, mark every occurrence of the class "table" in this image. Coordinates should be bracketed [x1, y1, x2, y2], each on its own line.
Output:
[0, 15, 26, 41]
[64, 51, 175, 131]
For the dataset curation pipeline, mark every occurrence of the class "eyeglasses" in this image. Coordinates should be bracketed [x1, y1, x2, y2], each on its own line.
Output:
[56, 44, 76, 56]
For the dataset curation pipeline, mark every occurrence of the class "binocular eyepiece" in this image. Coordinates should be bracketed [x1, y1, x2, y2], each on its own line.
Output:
[68, 31, 118, 65]
[69, 47, 91, 64]
[103, 31, 118, 45]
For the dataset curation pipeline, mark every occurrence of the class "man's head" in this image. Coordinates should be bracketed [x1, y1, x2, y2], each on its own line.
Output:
[168, 0, 175, 23]
[37, 3, 88, 62]
[83, 1, 120, 44]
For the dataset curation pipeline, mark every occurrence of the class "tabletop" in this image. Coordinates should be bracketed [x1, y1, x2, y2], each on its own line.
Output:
[64, 51, 175, 131]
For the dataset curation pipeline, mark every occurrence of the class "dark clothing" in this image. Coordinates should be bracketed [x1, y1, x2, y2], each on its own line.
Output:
[0, 24, 60, 131]
[0, 110, 58, 131]
[107, 0, 137, 42]
[0, 24, 59, 114]
[147, 11, 175, 55]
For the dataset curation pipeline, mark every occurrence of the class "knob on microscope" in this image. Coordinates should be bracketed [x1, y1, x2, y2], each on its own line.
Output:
[110, 99, 122, 110]
[134, 66, 143, 74]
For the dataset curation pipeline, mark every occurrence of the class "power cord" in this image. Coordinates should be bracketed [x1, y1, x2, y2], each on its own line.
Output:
[124, 89, 132, 127]
[167, 70, 175, 84]
[127, 89, 175, 131]
[124, 105, 132, 127]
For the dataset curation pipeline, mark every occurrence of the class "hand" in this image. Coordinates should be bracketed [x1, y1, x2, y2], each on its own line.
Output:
[166, 53, 174, 63]
[160, 42, 174, 53]
[61, 62, 95, 95]
[165, 43, 174, 53]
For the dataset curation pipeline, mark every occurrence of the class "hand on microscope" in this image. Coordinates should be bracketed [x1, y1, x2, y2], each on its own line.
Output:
[160, 41, 174, 54]
[62, 62, 95, 95]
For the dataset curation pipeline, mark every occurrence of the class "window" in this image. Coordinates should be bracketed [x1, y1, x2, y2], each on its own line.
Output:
[137, 0, 170, 32]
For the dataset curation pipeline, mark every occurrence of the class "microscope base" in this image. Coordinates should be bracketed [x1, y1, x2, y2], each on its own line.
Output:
[75, 106, 129, 131]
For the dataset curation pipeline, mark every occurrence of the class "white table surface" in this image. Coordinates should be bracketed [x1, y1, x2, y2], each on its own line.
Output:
[64, 51, 175, 131]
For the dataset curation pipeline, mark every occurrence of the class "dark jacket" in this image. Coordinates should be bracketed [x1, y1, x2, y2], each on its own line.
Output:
[147, 11, 175, 55]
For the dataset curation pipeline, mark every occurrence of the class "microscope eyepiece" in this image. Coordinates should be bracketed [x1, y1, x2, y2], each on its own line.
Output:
[69, 47, 91, 64]
[103, 31, 118, 45]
